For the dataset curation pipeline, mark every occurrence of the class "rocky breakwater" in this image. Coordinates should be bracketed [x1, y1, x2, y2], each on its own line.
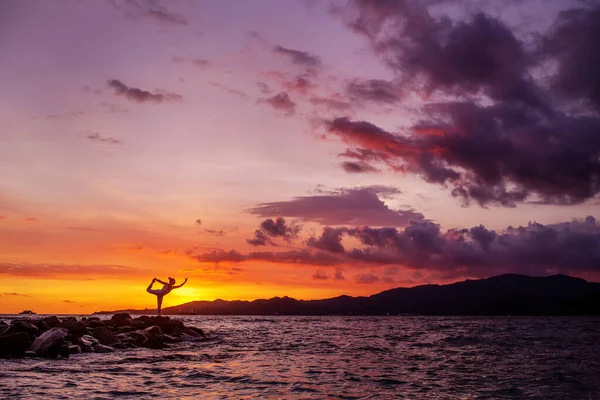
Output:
[0, 313, 205, 359]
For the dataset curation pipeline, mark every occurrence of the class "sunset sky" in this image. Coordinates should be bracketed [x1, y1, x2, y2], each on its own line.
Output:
[1, 0, 600, 313]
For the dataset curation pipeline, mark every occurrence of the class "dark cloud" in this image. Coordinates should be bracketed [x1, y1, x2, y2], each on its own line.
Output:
[312, 269, 329, 280]
[246, 230, 273, 247]
[205, 229, 225, 237]
[107, 80, 182, 103]
[307, 227, 346, 253]
[334, 268, 346, 281]
[355, 272, 381, 284]
[246, 217, 301, 246]
[87, 132, 122, 145]
[340, 161, 380, 173]
[321, 2, 600, 206]
[190, 214, 600, 278]
[344, 216, 600, 277]
[195, 219, 202, 225]
[273, 45, 321, 68]
[260, 217, 301, 240]
[542, 7, 600, 111]
[346, 79, 400, 104]
[328, 101, 600, 206]
[259, 92, 296, 116]
[109, 0, 188, 26]
[248, 186, 423, 227]
[63, 300, 76, 303]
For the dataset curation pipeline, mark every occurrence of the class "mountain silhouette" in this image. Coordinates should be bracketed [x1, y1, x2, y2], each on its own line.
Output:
[96, 274, 600, 316]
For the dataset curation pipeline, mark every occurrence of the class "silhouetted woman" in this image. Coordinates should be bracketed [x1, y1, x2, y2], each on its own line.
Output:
[146, 277, 188, 316]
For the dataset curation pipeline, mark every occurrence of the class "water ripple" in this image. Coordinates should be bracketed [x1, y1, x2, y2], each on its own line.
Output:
[1, 316, 600, 399]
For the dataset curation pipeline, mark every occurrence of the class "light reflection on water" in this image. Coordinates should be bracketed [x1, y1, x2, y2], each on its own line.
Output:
[1, 316, 599, 399]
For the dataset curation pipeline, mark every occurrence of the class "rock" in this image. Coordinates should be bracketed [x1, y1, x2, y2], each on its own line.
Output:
[111, 313, 132, 322]
[86, 320, 105, 329]
[90, 327, 118, 346]
[140, 316, 184, 334]
[60, 321, 88, 336]
[162, 334, 179, 343]
[183, 328, 203, 338]
[80, 334, 99, 346]
[30, 327, 67, 357]
[7, 321, 39, 336]
[94, 344, 115, 353]
[187, 326, 205, 337]
[61, 317, 78, 323]
[143, 335, 166, 350]
[42, 316, 61, 328]
[112, 342, 127, 350]
[68, 345, 82, 354]
[145, 325, 162, 336]
[128, 330, 149, 347]
[23, 351, 37, 358]
[117, 325, 136, 333]
[33, 320, 50, 334]
[0, 332, 34, 358]
[59, 345, 71, 358]
[131, 320, 147, 330]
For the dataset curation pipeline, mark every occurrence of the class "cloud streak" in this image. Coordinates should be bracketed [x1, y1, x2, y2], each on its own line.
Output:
[273, 45, 321, 68]
[107, 80, 182, 103]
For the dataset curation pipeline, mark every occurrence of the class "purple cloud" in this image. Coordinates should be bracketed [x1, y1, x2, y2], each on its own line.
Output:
[246, 217, 301, 246]
[340, 161, 380, 173]
[248, 186, 422, 227]
[259, 92, 296, 116]
[110, 0, 188, 26]
[107, 80, 182, 103]
[87, 132, 121, 145]
[273, 45, 321, 68]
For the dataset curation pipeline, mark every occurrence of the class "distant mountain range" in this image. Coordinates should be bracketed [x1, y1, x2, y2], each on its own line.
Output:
[95, 274, 600, 316]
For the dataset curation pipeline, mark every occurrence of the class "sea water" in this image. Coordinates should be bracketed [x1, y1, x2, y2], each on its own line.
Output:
[1, 316, 599, 399]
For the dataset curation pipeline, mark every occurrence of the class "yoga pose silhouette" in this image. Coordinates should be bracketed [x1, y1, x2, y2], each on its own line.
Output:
[146, 277, 188, 316]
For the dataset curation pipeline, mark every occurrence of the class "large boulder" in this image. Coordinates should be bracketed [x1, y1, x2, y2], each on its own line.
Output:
[60, 321, 88, 336]
[144, 335, 166, 349]
[30, 327, 67, 357]
[42, 316, 61, 328]
[7, 321, 39, 336]
[128, 330, 150, 347]
[0, 332, 34, 358]
[131, 319, 148, 330]
[90, 327, 118, 346]
[145, 325, 162, 336]
[86, 320, 105, 329]
[80, 334, 100, 348]
[117, 325, 136, 333]
[186, 326, 205, 337]
[61, 317, 78, 323]
[111, 313, 132, 323]
[33, 320, 50, 334]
